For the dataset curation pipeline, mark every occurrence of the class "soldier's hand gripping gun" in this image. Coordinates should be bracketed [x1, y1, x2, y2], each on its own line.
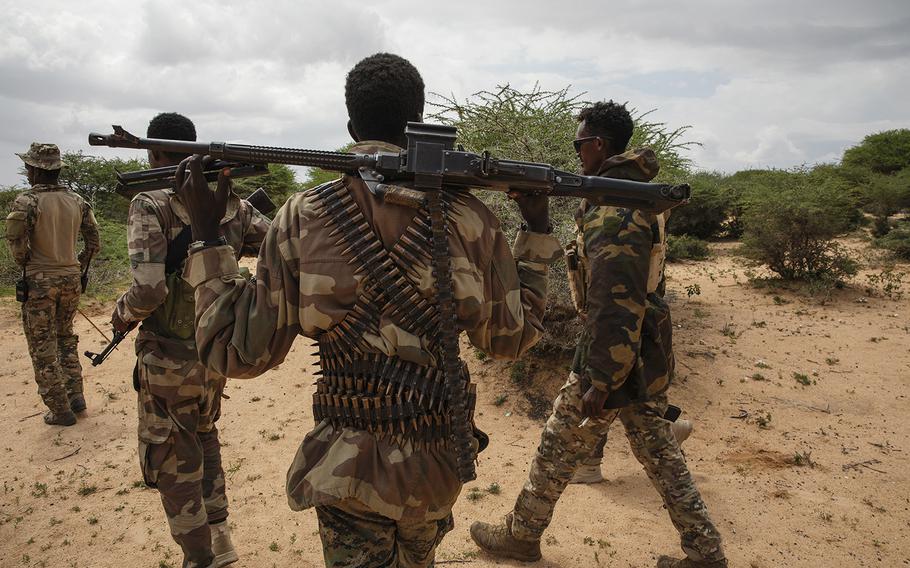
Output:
[84, 323, 136, 366]
[89, 123, 690, 213]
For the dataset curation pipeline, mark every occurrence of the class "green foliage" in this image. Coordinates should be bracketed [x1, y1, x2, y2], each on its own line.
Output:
[1, 187, 26, 291]
[842, 129, 910, 175]
[87, 218, 131, 298]
[740, 167, 859, 283]
[666, 234, 710, 261]
[861, 169, 910, 230]
[58, 151, 148, 222]
[666, 172, 730, 238]
[874, 224, 910, 260]
[232, 163, 305, 208]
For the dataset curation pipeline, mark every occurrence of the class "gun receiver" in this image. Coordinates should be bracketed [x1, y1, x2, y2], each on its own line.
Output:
[84, 328, 131, 366]
[89, 123, 690, 213]
[114, 161, 269, 199]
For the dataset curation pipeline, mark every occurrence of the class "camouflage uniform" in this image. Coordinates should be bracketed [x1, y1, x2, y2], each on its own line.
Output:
[498, 149, 725, 563]
[182, 140, 562, 567]
[5, 144, 100, 417]
[115, 188, 268, 568]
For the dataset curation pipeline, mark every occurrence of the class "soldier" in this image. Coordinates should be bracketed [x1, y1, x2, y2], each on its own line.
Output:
[5, 143, 99, 426]
[172, 53, 562, 567]
[469, 101, 728, 568]
[110, 113, 270, 568]
[570, 205, 692, 484]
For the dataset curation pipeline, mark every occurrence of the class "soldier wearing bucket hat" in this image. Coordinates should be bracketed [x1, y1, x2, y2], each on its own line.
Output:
[16, 142, 68, 171]
[5, 142, 100, 426]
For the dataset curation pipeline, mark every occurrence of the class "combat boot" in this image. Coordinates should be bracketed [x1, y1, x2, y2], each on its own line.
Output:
[44, 410, 77, 426]
[69, 394, 87, 413]
[671, 419, 693, 444]
[657, 555, 728, 568]
[570, 462, 604, 484]
[470, 513, 541, 562]
[210, 521, 238, 567]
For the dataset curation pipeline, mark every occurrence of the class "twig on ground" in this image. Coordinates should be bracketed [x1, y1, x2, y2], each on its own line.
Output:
[19, 412, 42, 422]
[769, 396, 831, 414]
[52, 447, 81, 461]
[730, 409, 749, 420]
[842, 459, 886, 474]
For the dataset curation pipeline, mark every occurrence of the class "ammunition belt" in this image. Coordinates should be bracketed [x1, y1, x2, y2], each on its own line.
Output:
[309, 179, 478, 465]
[312, 352, 477, 443]
[311, 181, 452, 357]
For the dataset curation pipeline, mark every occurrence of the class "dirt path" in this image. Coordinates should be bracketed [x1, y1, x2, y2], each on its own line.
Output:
[1, 243, 908, 567]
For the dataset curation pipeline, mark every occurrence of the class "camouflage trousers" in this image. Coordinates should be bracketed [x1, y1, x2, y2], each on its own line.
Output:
[21, 274, 83, 414]
[316, 499, 454, 568]
[511, 372, 725, 563]
[136, 349, 228, 568]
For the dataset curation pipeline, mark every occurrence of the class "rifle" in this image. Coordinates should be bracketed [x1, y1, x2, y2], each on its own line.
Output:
[114, 161, 269, 199]
[84, 325, 134, 366]
[89, 123, 690, 213]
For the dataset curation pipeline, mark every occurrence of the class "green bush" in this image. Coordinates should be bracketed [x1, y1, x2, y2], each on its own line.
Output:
[740, 168, 859, 282]
[875, 225, 910, 260]
[666, 234, 710, 261]
[86, 218, 131, 298]
[666, 172, 730, 239]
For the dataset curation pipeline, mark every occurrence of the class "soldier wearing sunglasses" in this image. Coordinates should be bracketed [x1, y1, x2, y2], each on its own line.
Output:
[470, 101, 728, 568]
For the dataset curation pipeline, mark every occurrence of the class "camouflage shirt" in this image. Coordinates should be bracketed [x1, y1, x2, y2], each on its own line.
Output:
[5, 184, 100, 277]
[115, 188, 270, 360]
[183, 141, 562, 520]
[572, 149, 675, 405]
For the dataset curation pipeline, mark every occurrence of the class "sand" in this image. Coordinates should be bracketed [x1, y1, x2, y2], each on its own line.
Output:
[1, 240, 908, 567]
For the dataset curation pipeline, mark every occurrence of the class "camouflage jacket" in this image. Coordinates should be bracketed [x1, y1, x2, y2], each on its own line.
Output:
[183, 141, 562, 520]
[5, 184, 100, 277]
[115, 188, 269, 360]
[571, 148, 675, 406]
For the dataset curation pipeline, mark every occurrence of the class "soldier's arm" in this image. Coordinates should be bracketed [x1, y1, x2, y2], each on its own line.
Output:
[78, 201, 101, 271]
[465, 228, 562, 360]
[114, 196, 169, 324]
[583, 208, 654, 392]
[183, 197, 305, 379]
[4, 194, 34, 266]
[238, 202, 270, 258]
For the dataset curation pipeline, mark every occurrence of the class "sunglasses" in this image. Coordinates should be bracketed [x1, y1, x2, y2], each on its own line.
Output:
[572, 136, 601, 152]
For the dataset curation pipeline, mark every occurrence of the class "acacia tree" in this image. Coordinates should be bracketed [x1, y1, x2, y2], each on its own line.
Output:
[429, 84, 697, 352]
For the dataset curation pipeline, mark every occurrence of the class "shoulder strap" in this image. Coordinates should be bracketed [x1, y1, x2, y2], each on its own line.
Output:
[164, 224, 193, 274]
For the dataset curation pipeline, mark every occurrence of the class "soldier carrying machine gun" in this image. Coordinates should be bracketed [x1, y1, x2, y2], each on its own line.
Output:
[89, 121, 689, 485]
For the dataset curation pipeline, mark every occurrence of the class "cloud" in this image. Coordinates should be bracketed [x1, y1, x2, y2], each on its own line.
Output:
[0, 0, 907, 185]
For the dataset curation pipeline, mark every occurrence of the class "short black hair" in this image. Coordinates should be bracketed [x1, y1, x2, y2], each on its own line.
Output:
[577, 101, 634, 153]
[345, 53, 425, 143]
[29, 164, 60, 184]
[147, 112, 196, 160]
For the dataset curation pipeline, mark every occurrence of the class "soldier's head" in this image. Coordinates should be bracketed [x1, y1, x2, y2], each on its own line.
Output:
[17, 143, 64, 186]
[575, 101, 634, 176]
[345, 53, 425, 148]
[147, 112, 197, 168]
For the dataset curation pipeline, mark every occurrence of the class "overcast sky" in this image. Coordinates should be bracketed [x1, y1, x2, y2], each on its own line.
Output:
[1, 0, 907, 186]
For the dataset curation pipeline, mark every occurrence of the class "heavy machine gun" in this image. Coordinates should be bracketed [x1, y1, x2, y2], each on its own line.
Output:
[89, 123, 689, 213]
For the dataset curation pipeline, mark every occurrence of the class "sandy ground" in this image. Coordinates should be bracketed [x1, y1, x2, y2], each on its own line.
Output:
[1, 241, 909, 568]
